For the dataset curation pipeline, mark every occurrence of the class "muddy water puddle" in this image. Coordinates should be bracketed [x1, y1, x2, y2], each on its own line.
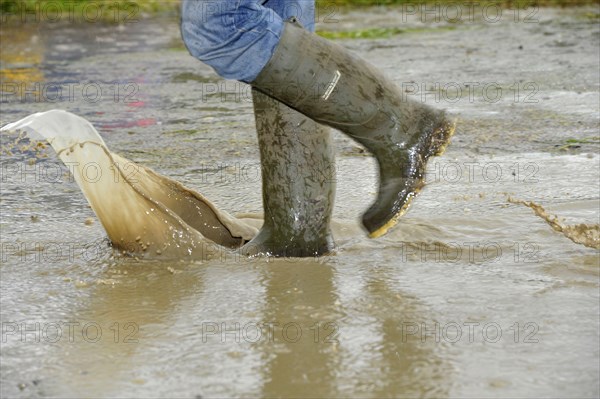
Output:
[1, 6, 599, 399]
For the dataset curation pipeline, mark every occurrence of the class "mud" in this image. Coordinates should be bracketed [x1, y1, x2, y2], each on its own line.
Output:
[1, 5, 599, 399]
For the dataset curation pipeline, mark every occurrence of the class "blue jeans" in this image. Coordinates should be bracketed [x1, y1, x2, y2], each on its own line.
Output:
[181, 0, 316, 83]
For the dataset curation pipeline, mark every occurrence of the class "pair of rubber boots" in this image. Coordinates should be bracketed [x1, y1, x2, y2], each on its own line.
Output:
[241, 19, 455, 257]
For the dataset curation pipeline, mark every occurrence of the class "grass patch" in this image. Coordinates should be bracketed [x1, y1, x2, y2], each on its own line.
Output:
[171, 72, 219, 84]
[577, 11, 600, 20]
[0, 0, 596, 24]
[322, 0, 600, 7]
[317, 25, 457, 39]
[556, 137, 600, 151]
[1, 0, 597, 19]
[0, 0, 180, 22]
[318, 27, 405, 40]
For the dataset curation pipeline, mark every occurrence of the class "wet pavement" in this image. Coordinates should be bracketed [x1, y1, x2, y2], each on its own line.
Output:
[1, 5, 599, 398]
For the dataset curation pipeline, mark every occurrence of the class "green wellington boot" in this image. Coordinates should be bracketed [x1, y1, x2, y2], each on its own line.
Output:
[252, 19, 456, 238]
[241, 89, 336, 257]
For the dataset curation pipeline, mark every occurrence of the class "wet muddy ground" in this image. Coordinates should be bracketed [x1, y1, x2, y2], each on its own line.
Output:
[1, 5, 599, 398]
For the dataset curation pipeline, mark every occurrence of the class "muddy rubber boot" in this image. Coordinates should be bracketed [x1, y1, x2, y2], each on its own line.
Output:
[252, 19, 456, 238]
[240, 89, 336, 257]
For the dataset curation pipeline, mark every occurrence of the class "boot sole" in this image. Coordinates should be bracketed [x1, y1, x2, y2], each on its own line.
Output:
[368, 118, 457, 239]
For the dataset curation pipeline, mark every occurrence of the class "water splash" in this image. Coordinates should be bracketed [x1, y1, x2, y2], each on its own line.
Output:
[1, 110, 258, 258]
[508, 197, 600, 250]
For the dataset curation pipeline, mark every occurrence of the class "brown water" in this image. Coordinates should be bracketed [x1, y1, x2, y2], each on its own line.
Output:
[1, 6, 599, 398]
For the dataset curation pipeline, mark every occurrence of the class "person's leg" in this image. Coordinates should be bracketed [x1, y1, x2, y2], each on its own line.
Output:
[243, 89, 335, 257]
[182, 0, 335, 256]
[243, 1, 335, 257]
[250, 20, 455, 238]
[182, 1, 455, 241]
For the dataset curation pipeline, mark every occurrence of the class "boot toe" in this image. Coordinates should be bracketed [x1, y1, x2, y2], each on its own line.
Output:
[362, 177, 425, 238]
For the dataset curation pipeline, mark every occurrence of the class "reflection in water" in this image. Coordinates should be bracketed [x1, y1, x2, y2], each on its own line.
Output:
[259, 260, 339, 397]
[336, 261, 452, 398]
[46, 260, 205, 397]
[366, 272, 450, 398]
[256, 258, 451, 398]
[39, 256, 452, 398]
